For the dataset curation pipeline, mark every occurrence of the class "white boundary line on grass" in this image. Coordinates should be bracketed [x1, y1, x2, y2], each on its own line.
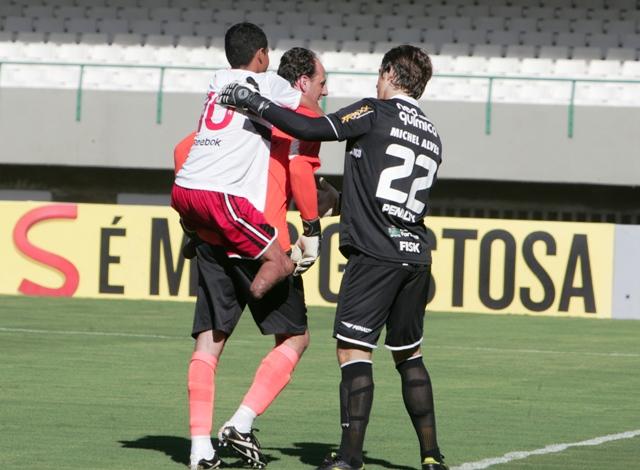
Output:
[0, 327, 179, 339]
[452, 429, 640, 470]
[1, 327, 640, 358]
[441, 345, 640, 358]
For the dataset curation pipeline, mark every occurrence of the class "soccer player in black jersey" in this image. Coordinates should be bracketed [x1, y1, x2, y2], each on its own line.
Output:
[218, 45, 447, 470]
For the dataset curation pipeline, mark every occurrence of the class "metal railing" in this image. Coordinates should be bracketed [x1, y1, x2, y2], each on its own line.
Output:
[1, 60, 639, 138]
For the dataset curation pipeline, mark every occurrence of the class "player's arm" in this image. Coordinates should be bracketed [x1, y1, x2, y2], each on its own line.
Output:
[217, 81, 375, 141]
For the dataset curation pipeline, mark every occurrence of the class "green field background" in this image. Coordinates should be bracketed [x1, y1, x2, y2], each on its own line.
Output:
[1, 295, 639, 469]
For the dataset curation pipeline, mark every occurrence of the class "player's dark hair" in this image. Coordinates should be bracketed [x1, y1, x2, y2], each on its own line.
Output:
[277, 47, 317, 85]
[225, 22, 268, 68]
[380, 45, 432, 99]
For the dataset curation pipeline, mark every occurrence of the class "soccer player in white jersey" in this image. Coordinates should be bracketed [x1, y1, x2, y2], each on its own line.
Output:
[171, 22, 301, 301]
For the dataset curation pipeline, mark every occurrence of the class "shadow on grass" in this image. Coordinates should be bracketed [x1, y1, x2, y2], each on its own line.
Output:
[268, 442, 416, 469]
[118, 435, 279, 468]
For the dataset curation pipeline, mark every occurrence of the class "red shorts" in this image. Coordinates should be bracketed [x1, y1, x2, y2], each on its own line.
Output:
[171, 184, 277, 259]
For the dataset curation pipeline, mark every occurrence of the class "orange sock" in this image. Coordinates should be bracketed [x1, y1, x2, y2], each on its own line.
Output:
[188, 351, 218, 437]
[241, 343, 300, 415]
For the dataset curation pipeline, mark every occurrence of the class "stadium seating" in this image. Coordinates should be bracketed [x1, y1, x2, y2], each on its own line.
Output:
[0, 0, 639, 104]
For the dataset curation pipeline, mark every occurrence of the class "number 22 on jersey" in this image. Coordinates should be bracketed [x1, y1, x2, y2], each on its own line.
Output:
[375, 143, 438, 214]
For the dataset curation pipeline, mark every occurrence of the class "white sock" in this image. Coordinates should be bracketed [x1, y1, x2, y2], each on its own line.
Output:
[228, 405, 257, 433]
[190, 435, 215, 462]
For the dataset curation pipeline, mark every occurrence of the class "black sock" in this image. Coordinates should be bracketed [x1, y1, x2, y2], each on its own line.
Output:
[338, 361, 374, 468]
[396, 356, 441, 460]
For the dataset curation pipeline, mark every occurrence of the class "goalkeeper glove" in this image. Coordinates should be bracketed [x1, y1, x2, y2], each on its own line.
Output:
[216, 77, 272, 116]
[290, 218, 321, 276]
[316, 176, 341, 217]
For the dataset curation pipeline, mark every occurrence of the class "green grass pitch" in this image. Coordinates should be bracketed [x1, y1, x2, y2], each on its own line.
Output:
[1, 295, 639, 469]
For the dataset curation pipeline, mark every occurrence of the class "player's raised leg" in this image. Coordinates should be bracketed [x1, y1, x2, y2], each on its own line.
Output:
[251, 241, 294, 299]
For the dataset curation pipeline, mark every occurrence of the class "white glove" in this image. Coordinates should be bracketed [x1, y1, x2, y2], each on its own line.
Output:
[290, 218, 321, 276]
[316, 176, 341, 217]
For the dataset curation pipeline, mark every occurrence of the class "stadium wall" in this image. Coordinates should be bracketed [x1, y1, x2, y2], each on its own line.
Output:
[1, 88, 640, 186]
[1, 201, 638, 320]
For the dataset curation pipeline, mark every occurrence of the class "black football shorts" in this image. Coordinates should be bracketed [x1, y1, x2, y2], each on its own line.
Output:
[334, 251, 431, 350]
[191, 244, 307, 338]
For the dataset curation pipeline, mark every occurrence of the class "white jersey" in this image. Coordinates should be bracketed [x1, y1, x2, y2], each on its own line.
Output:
[175, 69, 301, 210]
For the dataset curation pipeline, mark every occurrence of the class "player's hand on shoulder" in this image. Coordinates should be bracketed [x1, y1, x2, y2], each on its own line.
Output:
[316, 176, 341, 217]
[217, 77, 271, 115]
[291, 218, 322, 276]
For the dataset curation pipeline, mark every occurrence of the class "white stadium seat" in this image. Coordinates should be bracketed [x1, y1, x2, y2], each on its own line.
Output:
[150, 7, 182, 22]
[369, 2, 395, 16]
[572, 19, 604, 34]
[357, 27, 389, 43]
[163, 21, 194, 37]
[589, 9, 621, 21]
[572, 46, 603, 60]
[87, 44, 123, 63]
[429, 54, 455, 73]
[66, 18, 98, 34]
[277, 12, 309, 26]
[321, 50, 356, 70]
[554, 58, 588, 77]
[505, 45, 535, 58]
[308, 39, 338, 53]
[524, 7, 555, 19]
[48, 32, 79, 44]
[521, 31, 554, 47]
[182, 9, 215, 23]
[440, 42, 470, 57]
[177, 35, 208, 48]
[193, 23, 227, 40]
[112, 33, 143, 46]
[262, 24, 290, 42]
[456, 29, 488, 45]
[460, 5, 490, 18]
[80, 32, 110, 45]
[341, 39, 371, 54]
[473, 44, 503, 58]
[0, 5, 24, 19]
[474, 16, 505, 32]
[119, 8, 150, 21]
[372, 41, 400, 54]
[538, 45, 570, 59]
[488, 30, 520, 46]
[605, 19, 636, 35]
[87, 7, 118, 20]
[98, 18, 130, 36]
[508, 17, 537, 33]
[325, 26, 357, 43]
[353, 52, 383, 72]
[145, 34, 174, 48]
[589, 33, 621, 49]
[343, 13, 374, 29]
[245, 11, 278, 26]
[57, 43, 92, 62]
[292, 24, 324, 40]
[56, 7, 87, 20]
[34, 17, 66, 34]
[15, 32, 46, 43]
[520, 57, 554, 76]
[486, 56, 521, 76]
[312, 13, 343, 27]
[130, 20, 163, 36]
[214, 10, 245, 25]
[621, 60, 640, 78]
[163, 69, 211, 92]
[3, 16, 33, 33]
[490, 6, 523, 18]
[588, 59, 622, 77]
[452, 56, 488, 74]
[24, 6, 55, 19]
[606, 47, 637, 61]
[389, 28, 422, 44]
[1, 64, 80, 89]
[538, 18, 571, 33]
[423, 29, 454, 48]
[441, 16, 472, 31]
[377, 15, 409, 30]
[556, 7, 588, 21]
[555, 32, 587, 48]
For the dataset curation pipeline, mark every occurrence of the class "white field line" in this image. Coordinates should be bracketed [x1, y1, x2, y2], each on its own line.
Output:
[1, 327, 640, 358]
[441, 345, 640, 358]
[452, 429, 640, 470]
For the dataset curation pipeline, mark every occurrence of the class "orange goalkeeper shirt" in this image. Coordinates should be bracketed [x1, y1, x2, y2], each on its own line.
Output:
[267, 104, 322, 250]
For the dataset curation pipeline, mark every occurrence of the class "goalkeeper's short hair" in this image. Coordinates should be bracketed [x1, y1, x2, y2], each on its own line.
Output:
[277, 47, 318, 86]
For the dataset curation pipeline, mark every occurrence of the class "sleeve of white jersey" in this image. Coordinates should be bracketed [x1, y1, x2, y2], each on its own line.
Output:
[267, 72, 302, 110]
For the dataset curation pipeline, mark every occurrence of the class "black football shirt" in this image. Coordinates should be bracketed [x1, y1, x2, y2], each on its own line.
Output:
[326, 95, 442, 265]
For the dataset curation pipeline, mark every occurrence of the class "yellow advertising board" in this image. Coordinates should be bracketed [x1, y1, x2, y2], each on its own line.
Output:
[0, 201, 614, 318]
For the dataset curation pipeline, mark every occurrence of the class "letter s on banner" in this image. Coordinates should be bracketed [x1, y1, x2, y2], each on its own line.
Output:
[13, 204, 80, 297]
